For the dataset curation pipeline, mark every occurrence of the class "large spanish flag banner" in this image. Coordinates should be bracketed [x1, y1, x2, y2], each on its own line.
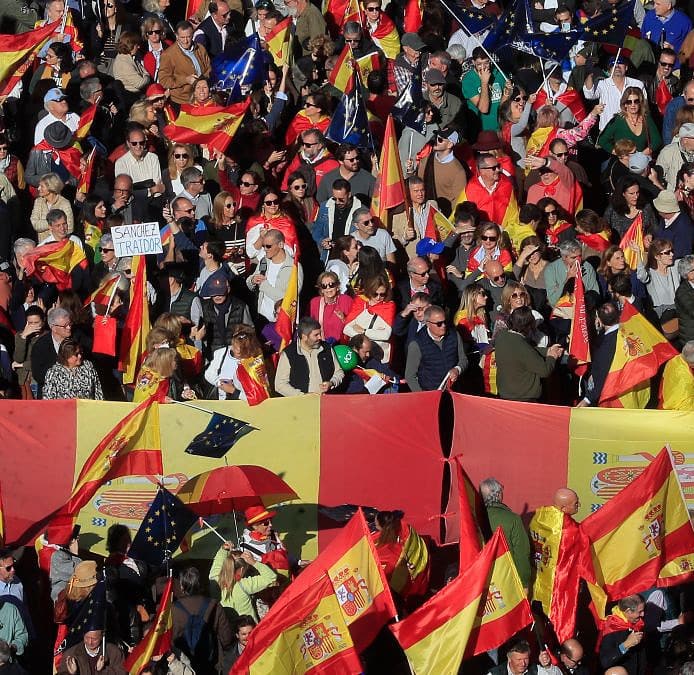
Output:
[119, 255, 149, 385]
[371, 115, 407, 229]
[23, 240, 87, 291]
[390, 528, 532, 673]
[232, 574, 362, 674]
[599, 301, 678, 408]
[0, 21, 60, 96]
[581, 447, 694, 602]
[163, 100, 250, 154]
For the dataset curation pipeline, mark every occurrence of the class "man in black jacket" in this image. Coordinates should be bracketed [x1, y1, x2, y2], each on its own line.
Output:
[30, 307, 74, 399]
[193, 0, 243, 58]
[578, 302, 620, 407]
[395, 256, 444, 312]
[487, 640, 539, 675]
[599, 595, 646, 675]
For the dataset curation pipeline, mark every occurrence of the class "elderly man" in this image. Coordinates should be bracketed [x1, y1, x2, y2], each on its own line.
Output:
[479, 478, 531, 590]
[34, 88, 79, 145]
[405, 305, 467, 391]
[599, 595, 646, 675]
[158, 21, 212, 105]
[114, 127, 164, 201]
[286, 0, 326, 54]
[178, 166, 212, 219]
[281, 129, 339, 195]
[193, 0, 243, 58]
[394, 32, 425, 96]
[393, 291, 431, 348]
[423, 69, 463, 131]
[487, 640, 538, 675]
[545, 239, 600, 307]
[350, 207, 396, 263]
[30, 307, 75, 398]
[642, 0, 691, 64]
[416, 127, 467, 217]
[316, 144, 375, 205]
[313, 179, 364, 263]
[395, 256, 444, 311]
[560, 639, 589, 675]
[57, 629, 125, 675]
[659, 340, 694, 410]
[657, 122, 694, 189]
[275, 317, 344, 396]
[652, 189, 694, 258]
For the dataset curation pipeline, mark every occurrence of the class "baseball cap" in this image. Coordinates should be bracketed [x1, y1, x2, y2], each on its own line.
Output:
[145, 83, 166, 100]
[679, 122, 694, 139]
[402, 32, 426, 51]
[44, 87, 67, 103]
[628, 152, 650, 173]
[425, 68, 446, 85]
[437, 127, 460, 144]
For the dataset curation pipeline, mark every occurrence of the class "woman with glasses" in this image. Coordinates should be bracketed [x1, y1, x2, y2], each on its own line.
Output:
[282, 171, 318, 228]
[29, 42, 73, 95]
[598, 87, 662, 155]
[603, 176, 659, 237]
[466, 222, 513, 276]
[43, 338, 103, 400]
[493, 281, 548, 345]
[537, 197, 575, 247]
[641, 238, 681, 326]
[514, 235, 550, 317]
[498, 86, 535, 168]
[162, 143, 196, 199]
[309, 271, 353, 343]
[141, 17, 171, 79]
[284, 92, 330, 147]
[326, 235, 360, 293]
[208, 191, 246, 275]
[454, 283, 491, 350]
[89, 0, 137, 75]
[245, 187, 299, 263]
[343, 273, 396, 362]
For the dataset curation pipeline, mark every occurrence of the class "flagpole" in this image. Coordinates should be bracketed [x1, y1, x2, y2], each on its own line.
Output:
[535, 66, 553, 96]
[199, 517, 229, 544]
[436, 0, 509, 81]
[609, 47, 621, 79]
[169, 399, 217, 415]
[59, 7, 68, 34]
[103, 277, 120, 317]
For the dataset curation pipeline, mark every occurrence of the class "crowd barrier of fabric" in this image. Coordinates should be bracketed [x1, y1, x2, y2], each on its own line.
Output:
[2, 393, 692, 559]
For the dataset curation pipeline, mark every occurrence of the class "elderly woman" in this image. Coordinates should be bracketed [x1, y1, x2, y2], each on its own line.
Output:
[640, 238, 680, 323]
[545, 239, 600, 307]
[598, 87, 662, 155]
[113, 32, 150, 99]
[492, 281, 549, 346]
[43, 339, 103, 400]
[30, 173, 74, 242]
[309, 271, 353, 343]
[603, 176, 659, 237]
[204, 325, 270, 401]
[676, 255, 694, 343]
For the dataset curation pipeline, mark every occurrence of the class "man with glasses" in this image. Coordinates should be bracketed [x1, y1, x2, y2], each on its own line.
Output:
[526, 148, 579, 216]
[280, 129, 339, 195]
[405, 305, 467, 391]
[313, 179, 364, 263]
[316, 143, 375, 205]
[657, 122, 694, 189]
[178, 167, 212, 219]
[194, 0, 243, 58]
[114, 127, 164, 201]
[350, 207, 396, 263]
[159, 20, 212, 105]
[416, 126, 466, 217]
[663, 80, 694, 143]
[457, 153, 517, 226]
[110, 174, 148, 225]
[0, 549, 22, 602]
[34, 88, 79, 146]
[396, 256, 444, 312]
[559, 639, 588, 675]
[160, 197, 200, 266]
[423, 69, 463, 131]
[643, 47, 680, 120]
[393, 291, 432, 348]
[339, 21, 383, 61]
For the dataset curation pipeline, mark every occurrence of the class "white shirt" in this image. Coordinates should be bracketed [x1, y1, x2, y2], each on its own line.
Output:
[352, 228, 397, 261]
[259, 258, 283, 321]
[34, 112, 80, 145]
[39, 234, 84, 250]
[204, 349, 246, 401]
[114, 151, 162, 186]
[583, 76, 646, 130]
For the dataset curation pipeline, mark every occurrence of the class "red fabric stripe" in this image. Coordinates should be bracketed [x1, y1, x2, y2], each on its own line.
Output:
[465, 598, 533, 656]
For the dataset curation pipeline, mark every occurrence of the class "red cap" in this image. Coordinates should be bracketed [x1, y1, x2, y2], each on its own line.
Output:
[145, 83, 166, 100]
[244, 505, 276, 525]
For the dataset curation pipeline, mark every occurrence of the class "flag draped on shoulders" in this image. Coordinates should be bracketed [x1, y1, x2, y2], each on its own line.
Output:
[456, 176, 519, 229]
[265, 17, 293, 65]
[119, 255, 150, 385]
[390, 528, 532, 673]
[599, 301, 678, 408]
[365, 14, 400, 58]
[23, 240, 87, 291]
[581, 448, 694, 606]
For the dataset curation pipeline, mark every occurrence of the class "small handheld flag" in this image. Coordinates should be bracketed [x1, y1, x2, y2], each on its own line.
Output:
[184, 412, 255, 458]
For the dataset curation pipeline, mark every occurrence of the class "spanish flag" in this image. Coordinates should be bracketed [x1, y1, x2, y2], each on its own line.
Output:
[568, 260, 590, 376]
[231, 574, 362, 674]
[581, 447, 694, 603]
[132, 365, 170, 404]
[125, 577, 173, 675]
[619, 212, 645, 270]
[365, 12, 400, 59]
[390, 528, 532, 673]
[75, 104, 96, 142]
[176, 338, 203, 379]
[658, 354, 694, 411]
[371, 115, 406, 229]
[48, 397, 163, 545]
[526, 126, 559, 159]
[403, 0, 423, 32]
[77, 147, 96, 195]
[424, 203, 455, 241]
[533, 89, 587, 123]
[454, 458, 484, 569]
[23, 240, 87, 292]
[455, 176, 519, 230]
[275, 257, 299, 351]
[0, 21, 60, 96]
[265, 17, 292, 66]
[236, 355, 271, 405]
[163, 100, 250, 154]
[599, 301, 678, 408]
[324, 0, 360, 36]
[329, 45, 356, 93]
[356, 51, 380, 81]
[480, 350, 498, 395]
[529, 505, 591, 642]
[83, 272, 120, 308]
[119, 256, 150, 385]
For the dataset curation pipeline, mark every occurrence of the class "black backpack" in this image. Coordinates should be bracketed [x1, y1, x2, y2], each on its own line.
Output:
[174, 598, 217, 672]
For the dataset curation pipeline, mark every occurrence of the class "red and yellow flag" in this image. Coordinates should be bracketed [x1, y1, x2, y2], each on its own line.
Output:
[0, 21, 60, 96]
[23, 240, 87, 291]
[599, 301, 678, 408]
[324, 0, 360, 36]
[619, 212, 645, 270]
[163, 100, 250, 154]
[48, 397, 163, 545]
[132, 365, 170, 404]
[77, 146, 97, 195]
[266, 17, 293, 66]
[390, 528, 532, 673]
[424, 203, 455, 242]
[403, 0, 422, 32]
[329, 45, 356, 93]
[232, 574, 362, 674]
[371, 115, 407, 229]
[125, 577, 174, 674]
[658, 354, 694, 410]
[455, 177, 519, 231]
[568, 260, 590, 376]
[655, 79, 674, 116]
[119, 256, 150, 385]
[454, 458, 484, 570]
[236, 355, 271, 405]
[365, 12, 400, 59]
[275, 258, 299, 351]
[581, 447, 694, 605]
[84, 272, 120, 308]
[185, 0, 204, 19]
[75, 104, 96, 142]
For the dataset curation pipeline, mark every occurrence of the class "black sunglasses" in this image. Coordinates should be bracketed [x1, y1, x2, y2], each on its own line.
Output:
[321, 281, 338, 289]
[264, 199, 280, 206]
[427, 319, 446, 327]
[147, 29, 162, 35]
[174, 153, 189, 159]
[98, 247, 114, 253]
[240, 180, 256, 187]
[129, 140, 147, 146]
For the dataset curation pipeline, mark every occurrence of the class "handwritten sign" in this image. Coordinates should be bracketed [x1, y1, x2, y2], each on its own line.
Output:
[111, 223, 163, 257]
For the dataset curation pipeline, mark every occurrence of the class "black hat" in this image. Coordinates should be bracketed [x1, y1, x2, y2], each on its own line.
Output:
[43, 121, 73, 150]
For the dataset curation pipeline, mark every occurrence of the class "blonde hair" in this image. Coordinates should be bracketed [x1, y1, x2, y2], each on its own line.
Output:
[153, 313, 185, 340]
[501, 280, 530, 314]
[141, 347, 177, 378]
[167, 144, 195, 178]
[128, 100, 155, 127]
[613, 138, 637, 158]
[457, 283, 487, 322]
[217, 552, 248, 601]
[145, 327, 175, 352]
[40, 172, 65, 194]
[212, 190, 235, 226]
[535, 105, 560, 129]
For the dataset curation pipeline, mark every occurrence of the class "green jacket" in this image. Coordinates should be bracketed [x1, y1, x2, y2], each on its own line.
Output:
[486, 503, 532, 588]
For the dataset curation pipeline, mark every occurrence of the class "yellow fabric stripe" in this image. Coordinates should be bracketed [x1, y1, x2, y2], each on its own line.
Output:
[529, 506, 563, 615]
[477, 550, 526, 628]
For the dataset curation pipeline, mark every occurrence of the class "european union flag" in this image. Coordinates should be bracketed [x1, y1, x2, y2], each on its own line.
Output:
[516, 30, 582, 62]
[580, 0, 635, 46]
[212, 33, 269, 102]
[392, 73, 426, 134]
[184, 412, 255, 459]
[447, 4, 494, 35]
[55, 580, 107, 655]
[128, 487, 197, 568]
[326, 76, 370, 147]
[483, 0, 536, 54]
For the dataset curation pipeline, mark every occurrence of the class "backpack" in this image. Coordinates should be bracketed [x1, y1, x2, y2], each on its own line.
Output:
[174, 598, 217, 671]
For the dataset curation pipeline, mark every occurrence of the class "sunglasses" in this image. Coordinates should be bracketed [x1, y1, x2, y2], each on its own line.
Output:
[174, 153, 189, 159]
[359, 219, 373, 225]
[262, 243, 275, 249]
[264, 199, 280, 206]
[373, 291, 387, 297]
[129, 140, 147, 146]
[98, 247, 114, 253]
[427, 319, 446, 327]
[224, 203, 234, 208]
[147, 29, 162, 35]
[304, 102, 318, 109]
[366, 5, 380, 10]
[480, 235, 498, 241]
[659, 61, 675, 67]
[491, 274, 505, 281]
[0, 146, 8, 151]
[513, 95, 528, 102]
[625, 98, 640, 104]
[412, 269, 430, 276]
[553, 151, 569, 158]
[2, 564, 14, 571]
[240, 180, 256, 187]
[687, 98, 694, 103]
[303, 140, 319, 147]
[660, 250, 674, 255]
[321, 281, 338, 289]
[482, 165, 501, 171]
[292, 184, 307, 189]
[511, 292, 526, 299]
[545, 209, 557, 216]
[345, 37, 360, 43]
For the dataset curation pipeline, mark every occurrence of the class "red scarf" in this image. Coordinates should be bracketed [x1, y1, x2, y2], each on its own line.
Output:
[34, 140, 82, 178]
[577, 230, 611, 253]
[546, 220, 573, 245]
[343, 295, 396, 327]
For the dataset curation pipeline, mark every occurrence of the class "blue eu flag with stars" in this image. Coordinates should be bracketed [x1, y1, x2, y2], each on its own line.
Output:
[211, 33, 269, 102]
[184, 412, 255, 459]
[55, 580, 107, 655]
[326, 77, 371, 148]
[128, 487, 197, 568]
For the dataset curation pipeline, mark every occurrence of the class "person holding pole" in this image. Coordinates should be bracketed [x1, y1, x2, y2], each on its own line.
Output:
[462, 46, 512, 132]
